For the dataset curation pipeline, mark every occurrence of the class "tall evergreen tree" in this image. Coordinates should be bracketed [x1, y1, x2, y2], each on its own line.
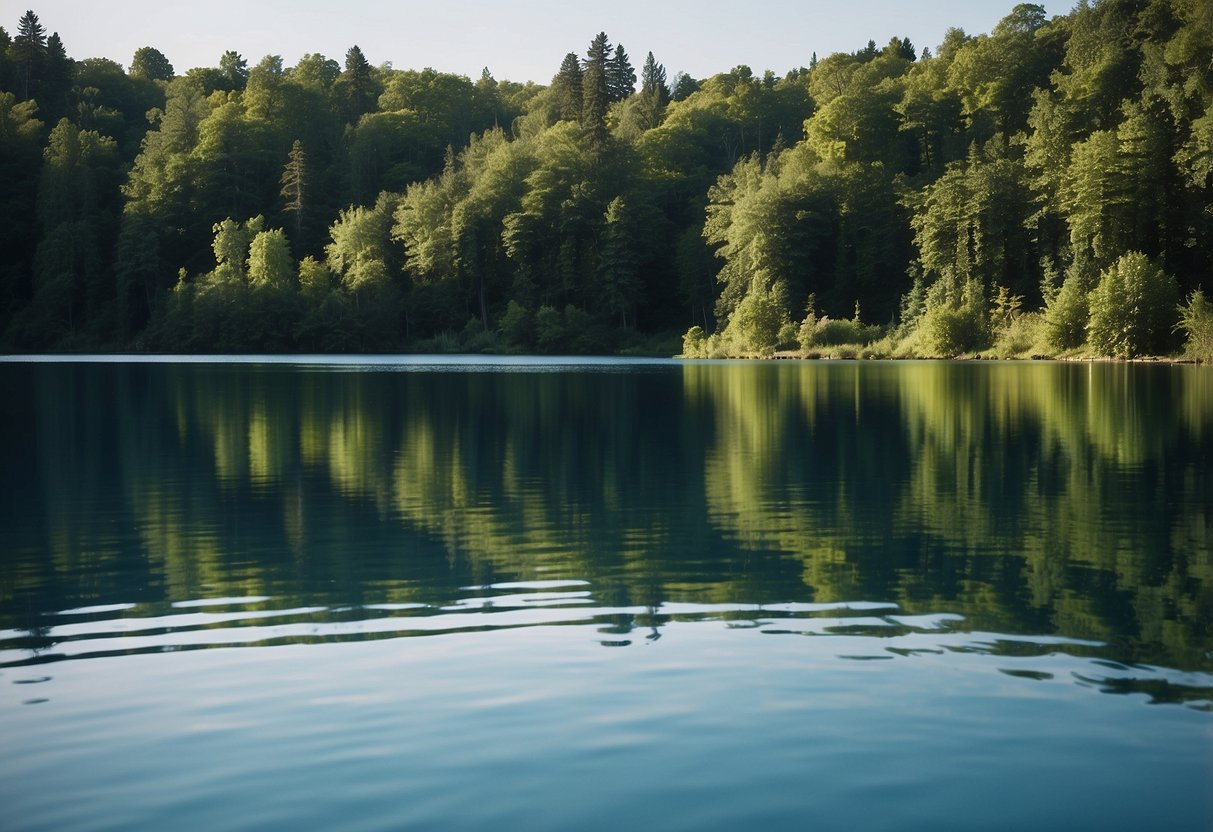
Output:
[280, 138, 308, 246]
[581, 33, 611, 143]
[670, 72, 699, 101]
[12, 10, 46, 101]
[336, 45, 377, 124]
[599, 196, 643, 328]
[0, 28, 11, 92]
[553, 52, 583, 122]
[219, 50, 249, 90]
[39, 32, 72, 118]
[607, 44, 636, 102]
[640, 51, 669, 101]
[475, 67, 501, 126]
[631, 50, 670, 131]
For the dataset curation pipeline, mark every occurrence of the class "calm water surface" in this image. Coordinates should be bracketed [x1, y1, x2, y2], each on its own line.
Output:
[1, 357, 1211, 831]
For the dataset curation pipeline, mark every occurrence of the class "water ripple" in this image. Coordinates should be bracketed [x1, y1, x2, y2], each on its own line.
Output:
[2, 590, 1211, 707]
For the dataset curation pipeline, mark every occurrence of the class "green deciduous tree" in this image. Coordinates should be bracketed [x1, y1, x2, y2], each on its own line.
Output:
[289, 53, 340, 94]
[905, 144, 1035, 301]
[1177, 288, 1213, 363]
[915, 276, 989, 355]
[211, 215, 264, 281]
[248, 227, 294, 288]
[70, 57, 165, 157]
[945, 3, 1062, 142]
[0, 90, 43, 339]
[500, 121, 599, 310]
[1058, 111, 1172, 273]
[131, 47, 173, 82]
[377, 67, 489, 151]
[1086, 251, 1179, 357]
[1042, 263, 1096, 351]
[719, 280, 791, 356]
[326, 197, 396, 288]
[30, 118, 120, 342]
[394, 127, 534, 335]
[244, 55, 288, 122]
[323, 193, 402, 345]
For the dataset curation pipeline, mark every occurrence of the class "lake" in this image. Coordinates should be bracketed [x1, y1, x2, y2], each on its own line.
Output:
[1, 356, 1210, 831]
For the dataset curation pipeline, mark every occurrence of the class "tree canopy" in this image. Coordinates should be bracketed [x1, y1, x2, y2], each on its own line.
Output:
[0, 3, 1210, 359]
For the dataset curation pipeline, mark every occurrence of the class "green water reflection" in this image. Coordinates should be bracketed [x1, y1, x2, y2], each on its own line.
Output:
[1, 360, 1210, 677]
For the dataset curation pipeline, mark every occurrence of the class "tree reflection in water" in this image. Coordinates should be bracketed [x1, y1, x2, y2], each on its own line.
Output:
[1, 359, 1209, 683]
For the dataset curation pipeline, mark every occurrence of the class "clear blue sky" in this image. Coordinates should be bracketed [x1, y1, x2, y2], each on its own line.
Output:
[6, 0, 1059, 84]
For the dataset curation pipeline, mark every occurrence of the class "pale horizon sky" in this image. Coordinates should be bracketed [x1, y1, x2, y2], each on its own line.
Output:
[5, 1, 1060, 84]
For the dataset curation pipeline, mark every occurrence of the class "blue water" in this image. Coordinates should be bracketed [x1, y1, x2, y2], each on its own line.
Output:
[1, 357, 1210, 830]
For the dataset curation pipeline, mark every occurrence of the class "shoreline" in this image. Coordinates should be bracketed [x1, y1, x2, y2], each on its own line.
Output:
[1, 350, 1204, 366]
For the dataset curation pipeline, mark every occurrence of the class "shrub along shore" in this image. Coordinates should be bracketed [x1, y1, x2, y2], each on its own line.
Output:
[682, 252, 1213, 363]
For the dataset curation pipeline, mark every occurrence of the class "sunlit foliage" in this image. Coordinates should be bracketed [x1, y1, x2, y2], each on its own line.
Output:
[0, 3, 1210, 356]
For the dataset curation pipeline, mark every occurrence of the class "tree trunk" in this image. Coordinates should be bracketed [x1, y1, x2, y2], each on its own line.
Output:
[479, 276, 488, 330]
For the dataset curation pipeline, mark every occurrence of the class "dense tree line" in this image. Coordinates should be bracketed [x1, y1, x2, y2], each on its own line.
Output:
[0, 3, 1211, 357]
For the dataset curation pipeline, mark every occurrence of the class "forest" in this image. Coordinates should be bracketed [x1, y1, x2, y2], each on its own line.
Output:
[0, 1, 1211, 358]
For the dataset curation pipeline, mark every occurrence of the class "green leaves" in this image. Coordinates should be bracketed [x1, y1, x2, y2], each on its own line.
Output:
[2, 8, 1211, 355]
[130, 47, 173, 82]
[1086, 251, 1179, 357]
[1177, 288, 1213, 363]
[908, 147, 1032, 297]
[248, 228, 293, 289]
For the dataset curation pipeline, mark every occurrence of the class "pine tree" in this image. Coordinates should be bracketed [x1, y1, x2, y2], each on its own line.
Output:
[581, 33, 611, 143]
[553, 52, 583, 122]
[607, 44, 636, 102]
[12, 10, 46, 101]
[280, 139, 308, 245]
[599, 196, 643, 328]
[632, 52, 670, 131]
[640, 51, 668, 101]
[219, 50, 248, 90]
[0, 28, 11, 92]
[475, 67, 501, 126]
[40, 33, 72, 119]
[336, 45, 377, 123]
[671, 72, 699, 101]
